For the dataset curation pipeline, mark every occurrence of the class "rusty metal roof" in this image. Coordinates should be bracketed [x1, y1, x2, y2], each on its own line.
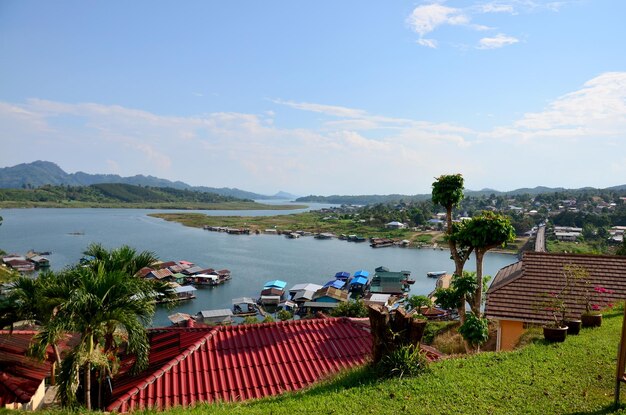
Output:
[106, 318, 372, 412]
[486, 252, 626, 324]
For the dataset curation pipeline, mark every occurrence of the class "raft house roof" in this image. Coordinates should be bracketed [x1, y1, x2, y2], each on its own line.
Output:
[349, 276, 369, 286]
[263, 280, 287, 290]
[334, 271, 350, 280]
[323, 280, 345, 290]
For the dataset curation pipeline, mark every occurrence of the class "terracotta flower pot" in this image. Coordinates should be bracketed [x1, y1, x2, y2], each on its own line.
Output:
[581, 313, 602, 328]
[543, 326, 568, 342]
[565, 319, 582, 335]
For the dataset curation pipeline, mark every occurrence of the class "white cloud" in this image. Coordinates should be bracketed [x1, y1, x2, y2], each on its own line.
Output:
[417, 38, 438, 48]
[476, 2, 516, 14]
[407, 3, 469, 37]
[408, 1, 570, 49]
[1, 72, 624, 194]
[484, 72, 626, 144]
[477, 33, 519, 49]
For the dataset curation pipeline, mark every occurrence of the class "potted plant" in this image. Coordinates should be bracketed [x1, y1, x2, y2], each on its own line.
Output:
[535, 291, 568, 342]
[580, 286, 614, 327]
[571, 265, 615, 328]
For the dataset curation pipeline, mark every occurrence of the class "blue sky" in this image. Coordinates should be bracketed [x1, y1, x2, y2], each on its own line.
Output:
[1, 0, 625, 195]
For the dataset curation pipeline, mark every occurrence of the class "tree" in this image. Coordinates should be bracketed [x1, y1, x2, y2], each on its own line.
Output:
[407, 295, 432, 314]
[451, 211, 515, 315]
[83, 243, 158, 276]
[432, 174, 472, 321]
[24, 245, 173, 410]
[31, 264, 166, 410]
[331, 300, 368, 318]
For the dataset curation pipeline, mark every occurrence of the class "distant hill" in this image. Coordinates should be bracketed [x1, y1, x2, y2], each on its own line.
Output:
[0, 161, 273, 200]
[0, 183, 249, 205]
[297, 185, 626, 205]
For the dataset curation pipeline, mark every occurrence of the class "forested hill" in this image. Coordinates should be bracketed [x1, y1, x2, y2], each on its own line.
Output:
[297, 185, 626, 205]
[0, 160, 271, 200]
[0, 183, 250, 205]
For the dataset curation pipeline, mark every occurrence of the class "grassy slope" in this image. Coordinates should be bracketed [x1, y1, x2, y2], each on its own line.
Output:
[31, 309, 626, 415]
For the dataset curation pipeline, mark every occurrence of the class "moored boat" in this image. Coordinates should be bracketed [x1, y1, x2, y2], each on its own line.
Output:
[427, 271, 447, 278]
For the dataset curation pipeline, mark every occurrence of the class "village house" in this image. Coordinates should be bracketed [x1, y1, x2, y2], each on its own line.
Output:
[485, 252, 626, 351]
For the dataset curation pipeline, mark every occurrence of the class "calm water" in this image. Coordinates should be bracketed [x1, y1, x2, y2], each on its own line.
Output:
[0, 207, 517, 326]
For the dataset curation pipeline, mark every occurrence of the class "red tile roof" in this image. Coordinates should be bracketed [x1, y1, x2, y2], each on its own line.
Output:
[486, 252, 626, 324]
[107, 318, 372, 412]
[0, 331, 52, 406]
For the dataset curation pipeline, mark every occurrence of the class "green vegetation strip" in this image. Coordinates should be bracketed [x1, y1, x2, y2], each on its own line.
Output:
[150, 212, 434, 242]
[0, 201, 304, 210]
[40, 308, 626, 414]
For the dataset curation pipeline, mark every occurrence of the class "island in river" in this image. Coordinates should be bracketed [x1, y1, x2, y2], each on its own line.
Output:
[149, 211, 527, 253]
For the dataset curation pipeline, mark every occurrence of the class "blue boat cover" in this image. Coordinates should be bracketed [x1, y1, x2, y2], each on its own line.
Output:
[349, 276, 368, 286]
[263, 280, 287, 289]
[354, 270, 369, 278]
[335, 271, 350, 280]
[323, 280, 345, 289]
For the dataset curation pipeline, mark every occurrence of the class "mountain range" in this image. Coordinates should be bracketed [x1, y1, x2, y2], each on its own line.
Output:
[0, 161, 298, 200]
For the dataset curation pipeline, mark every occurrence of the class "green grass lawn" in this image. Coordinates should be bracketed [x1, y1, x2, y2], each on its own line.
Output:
[30, 308, 626, 415]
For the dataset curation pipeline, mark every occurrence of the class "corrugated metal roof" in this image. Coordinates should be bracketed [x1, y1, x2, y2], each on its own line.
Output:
[107, 318, 372, 412]
[263, 280, 287, 290]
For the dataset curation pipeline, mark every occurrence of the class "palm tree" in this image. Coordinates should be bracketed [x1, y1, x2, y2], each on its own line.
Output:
[83, 243, 158, 276]
[28, 244, 173, 409]
[35, 263, 166, 409]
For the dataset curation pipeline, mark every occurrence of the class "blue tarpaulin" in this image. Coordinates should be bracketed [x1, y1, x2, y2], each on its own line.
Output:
[349, 276, 368, 286]
[323, 280, 345, 289]
[335, 271, 350, 280]
[354, 270, 369, 278]
[263, 280, 287, 289]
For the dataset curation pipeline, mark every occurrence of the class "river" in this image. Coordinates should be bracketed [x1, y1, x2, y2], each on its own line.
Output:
[0, 206, 517, 326]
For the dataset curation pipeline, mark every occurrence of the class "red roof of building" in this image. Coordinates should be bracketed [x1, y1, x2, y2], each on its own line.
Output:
[106, 318, 372, 412]
[0, 331, 52, 406]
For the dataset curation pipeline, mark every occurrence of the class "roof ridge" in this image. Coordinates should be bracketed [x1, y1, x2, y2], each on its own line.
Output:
[524, 251, 626, 261]
[487, 260, 524, 295]
[107, 326, 221, 412]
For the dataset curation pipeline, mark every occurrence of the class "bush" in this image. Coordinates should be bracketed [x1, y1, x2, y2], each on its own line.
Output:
[376, 344, 429, 379]
[277, 309, 293, 321]
[330, 300, 368, 318]
[458, 312, 489, 347]
[241, 316, 258, 325]
[262, 315, 275, 323]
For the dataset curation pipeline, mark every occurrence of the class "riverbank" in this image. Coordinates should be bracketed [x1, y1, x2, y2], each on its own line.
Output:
[149, 212, 524, 253]
[0, 201, 307, 210]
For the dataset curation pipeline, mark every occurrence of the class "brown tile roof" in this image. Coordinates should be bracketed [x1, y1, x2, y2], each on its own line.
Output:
[486, 252, 626, 324]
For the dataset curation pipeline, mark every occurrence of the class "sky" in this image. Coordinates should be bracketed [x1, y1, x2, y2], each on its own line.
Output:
[1, 0, 625, 196]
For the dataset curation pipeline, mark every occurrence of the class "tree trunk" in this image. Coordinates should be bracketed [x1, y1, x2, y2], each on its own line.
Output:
[85, 334, 93, 410]
[368, 305, 427, 364]
[473, 250, 485, 316]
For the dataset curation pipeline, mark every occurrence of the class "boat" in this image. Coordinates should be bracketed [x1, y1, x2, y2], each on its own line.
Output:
[232, 297, 258, 316]
[427, 271, 447, 278]
[315, 233, 334, 240]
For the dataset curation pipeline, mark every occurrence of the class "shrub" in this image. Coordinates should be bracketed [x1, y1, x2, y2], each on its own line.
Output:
[330, 300, 368, 318]
[242, 316, 258, 325]
[277, 309, 293, 321]
[408, 295, 432, 313]
[262, 315, 275, 323]
[376, 344, 429, 379]
[458, 312, 489, 348]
